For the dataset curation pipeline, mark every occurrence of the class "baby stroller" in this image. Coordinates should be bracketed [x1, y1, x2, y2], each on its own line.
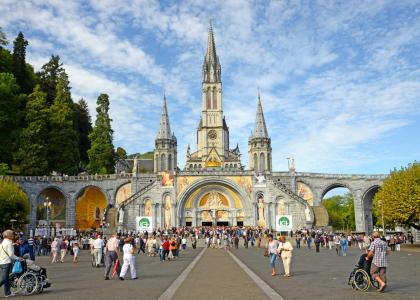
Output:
[9, 258, 51, 295]
[348, 253, 380, 291]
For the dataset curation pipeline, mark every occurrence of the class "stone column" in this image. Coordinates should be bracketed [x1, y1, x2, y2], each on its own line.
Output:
[139, 203, 145, 216]
[152, 203, 158, 230]
[251, 201, 257, 226]
[66, 192, 76, 228]
[353, 190, 366, 233]
[29, 193, 37, 230]
[171, 204, 176, 228]
[270, 202, 276, 230]
[196, 210, 201, 227]
[192, 208, 197, 227]
[264, 201, 270, 228]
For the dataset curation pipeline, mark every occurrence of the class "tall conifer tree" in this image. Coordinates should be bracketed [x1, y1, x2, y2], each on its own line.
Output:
[48, 73, 79, 175]
[38, 55, 65, 105]
[73, 99, 92, 169]
[12, 32, 30, 94]
[16, 85, 49, 175]
[88, 93, 115, 174]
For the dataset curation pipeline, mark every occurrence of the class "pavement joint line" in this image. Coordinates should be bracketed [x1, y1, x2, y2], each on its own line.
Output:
[228, 250, 286, 300]
[158, 247, 207, 300]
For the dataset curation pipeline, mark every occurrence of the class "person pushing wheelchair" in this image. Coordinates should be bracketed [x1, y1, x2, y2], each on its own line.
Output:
[365, 232, 389, 292]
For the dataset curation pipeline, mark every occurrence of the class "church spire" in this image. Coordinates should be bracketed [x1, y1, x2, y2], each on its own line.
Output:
[156, 94, 172, 139]
[251, 93, 269, 139]
[203, 22, 221, 83]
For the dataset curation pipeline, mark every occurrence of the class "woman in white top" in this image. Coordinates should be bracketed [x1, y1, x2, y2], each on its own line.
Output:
[51, 238, 58, 263]
[119, 237, 137, 280]
[277, 235, 293, 277]
[266, 234, 279, 276]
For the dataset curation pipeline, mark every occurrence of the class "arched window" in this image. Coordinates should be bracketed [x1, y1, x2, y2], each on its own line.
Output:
[259, 153, 265, 171]
[206, 88, 211, 109]
[267, 153, 271, 171]
[168, 154, 172, 171]
[155, 154, 159, 172]
[253, 153, 258, 170]
[161, 153, 166, 171]
[212, 88, 217, 109]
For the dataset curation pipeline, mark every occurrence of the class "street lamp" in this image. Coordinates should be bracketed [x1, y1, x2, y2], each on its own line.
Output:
[43, 196, 52, 226]
[378, 200, 385, 236]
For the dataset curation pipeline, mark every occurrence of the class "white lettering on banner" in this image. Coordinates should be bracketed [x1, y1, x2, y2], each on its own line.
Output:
[276, 215, 293, 231]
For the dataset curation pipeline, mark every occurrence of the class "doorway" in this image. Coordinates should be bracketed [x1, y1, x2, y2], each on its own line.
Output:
[216, 222, 228, 226]
[202, 222, 213, 226]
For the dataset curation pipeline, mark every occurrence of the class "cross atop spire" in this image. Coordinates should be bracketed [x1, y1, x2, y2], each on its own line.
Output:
[250, 94, 269, 139]
[156, 95, 172, 140]
[203, 22, 221, 83]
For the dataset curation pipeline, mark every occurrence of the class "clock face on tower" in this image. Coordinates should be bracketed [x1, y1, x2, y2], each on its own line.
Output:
[208, 130, 217, 140]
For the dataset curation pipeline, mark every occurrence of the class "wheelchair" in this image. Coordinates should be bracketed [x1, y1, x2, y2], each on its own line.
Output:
[348, 264, 380, 291]
[9, 261, 51, 295]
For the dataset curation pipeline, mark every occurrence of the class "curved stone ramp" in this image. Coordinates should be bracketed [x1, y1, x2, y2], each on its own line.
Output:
[161, 247, 284, 300]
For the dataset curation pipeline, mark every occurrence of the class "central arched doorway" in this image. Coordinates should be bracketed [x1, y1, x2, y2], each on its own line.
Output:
[177, 178, 252, 227]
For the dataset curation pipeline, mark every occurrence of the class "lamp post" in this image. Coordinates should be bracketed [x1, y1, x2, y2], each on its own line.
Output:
[378, 200, 385, 236]
[43, 196, 52, 226]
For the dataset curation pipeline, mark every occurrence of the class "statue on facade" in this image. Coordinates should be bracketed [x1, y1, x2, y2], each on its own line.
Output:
[132, 156, 138, 175]
[257, 197, 265, 222]
[305, 206, 311, 222]
[164, 196, 171, 228]
[254, 172, 266, 184]
[118, 207, 124, 224]
[287, 157, 295, 171]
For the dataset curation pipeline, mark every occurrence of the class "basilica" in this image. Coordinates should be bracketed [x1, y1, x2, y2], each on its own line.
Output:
[117, 25, 313, 232]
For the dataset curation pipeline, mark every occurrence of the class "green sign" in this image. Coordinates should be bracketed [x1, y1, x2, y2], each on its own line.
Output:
[136, 216, 152, 232]
[279, 216, 290, 226]
[139, 218, 150, 227]
[276, 215, 293, 231]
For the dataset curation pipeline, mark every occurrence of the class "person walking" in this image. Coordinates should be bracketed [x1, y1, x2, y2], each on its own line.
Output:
[314, 235, 321, 253]
[366, 232, 389, 292]
[72, 242, 80, 263]
[340, 235, 347, 256]
[278, 235, 293, 277]
[266, 234, 279, 276]
[295, 235, 301, 249]
[93, 234, 104, 267]
[0, 230, 21, 298]
[51, 238, 59, 263]
[60, 238, 68, 263]
[119, 237, 137, 280]
[104, 233, 120, 280]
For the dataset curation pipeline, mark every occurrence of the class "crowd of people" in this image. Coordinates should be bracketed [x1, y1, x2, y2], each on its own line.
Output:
[0, 226, 417, 296]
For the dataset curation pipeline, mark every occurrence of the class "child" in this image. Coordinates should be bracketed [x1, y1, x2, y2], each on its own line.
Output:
[72, 242, 80, 263]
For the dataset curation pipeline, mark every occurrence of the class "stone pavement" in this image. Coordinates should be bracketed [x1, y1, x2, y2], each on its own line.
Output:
[8, 243, 420, 300]
[231, 244, 420, 300]
[171, 248, 269, 300]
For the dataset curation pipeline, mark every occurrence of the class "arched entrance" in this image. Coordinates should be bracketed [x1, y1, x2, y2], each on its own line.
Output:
[321, 184, 355, 231]
[177, 178, 252, 227]
[36, 187, 66, 228]
[362, 185, 380, 234]
[75, 186, 107, 231]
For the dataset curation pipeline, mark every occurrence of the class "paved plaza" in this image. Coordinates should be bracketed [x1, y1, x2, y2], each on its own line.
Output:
[9, 242, 420, 300]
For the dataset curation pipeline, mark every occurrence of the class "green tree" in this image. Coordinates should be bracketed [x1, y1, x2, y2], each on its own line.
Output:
[374, 162, 420, 230]
[73, 99, 92, 169]
[12, 32, 32, 94]
[88, 93, 115, 174]
[38, 55, 65, 104]
[15, 85, 49, 175]
[0, 27, 7, 49]
[116, 147, 127, 160]
[0, 163, 9, 175]
[0, 179, 29, 231]
[0, 73, 24, 167]
[322, 193, 356, 231]
[48, 73, 79, 175]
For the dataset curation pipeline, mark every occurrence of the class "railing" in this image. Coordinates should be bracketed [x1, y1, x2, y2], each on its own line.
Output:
[294, 172, 387, 180]
[121, 180, 157, 208]
[0, 173, 135, 182]
[272, 181, 308, 204]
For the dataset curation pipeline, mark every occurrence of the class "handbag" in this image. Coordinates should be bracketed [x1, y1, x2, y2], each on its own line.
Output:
[264, 249, 269, 257]
[12, 260, 23, 273]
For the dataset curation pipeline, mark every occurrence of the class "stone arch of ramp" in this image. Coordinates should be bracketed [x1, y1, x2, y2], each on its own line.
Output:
[74, 185, 108, 230]
[35, 186, 68, 227]
[177, 177, 253, 226]
[361, 185, 381, 234]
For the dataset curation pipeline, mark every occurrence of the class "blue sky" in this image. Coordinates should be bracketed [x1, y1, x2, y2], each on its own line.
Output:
[1, 0, 419, 174]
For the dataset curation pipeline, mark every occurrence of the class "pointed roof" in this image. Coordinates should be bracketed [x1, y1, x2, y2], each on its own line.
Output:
[156, 95, 172, 140]
[250, 93, 269, 139]
[205, 22, 218, 65]
[203, 22, 221, 83]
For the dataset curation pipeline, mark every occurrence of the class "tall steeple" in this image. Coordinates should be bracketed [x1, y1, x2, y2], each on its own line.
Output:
[248, 93, 272, 172]
[156, 95, 172, 140]
[251, 93, 269, 139]
[154, 95, 177, 172]
[203, 22, 221, 83]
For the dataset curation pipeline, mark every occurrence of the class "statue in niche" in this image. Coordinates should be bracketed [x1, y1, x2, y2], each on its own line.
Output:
[118, 208, 124, 224]
[277, 200, 286, 215]
[145, 200, 152, 217]
[254, 172, 266, 184]
[95, 207, 100, 220]
[257, 196, 265, 222]
[305, 206, 311, 222]
[164, 195, 171, 228]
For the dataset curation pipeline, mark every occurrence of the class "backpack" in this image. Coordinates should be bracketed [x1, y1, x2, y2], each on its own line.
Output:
[61, 241, 66, 249]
